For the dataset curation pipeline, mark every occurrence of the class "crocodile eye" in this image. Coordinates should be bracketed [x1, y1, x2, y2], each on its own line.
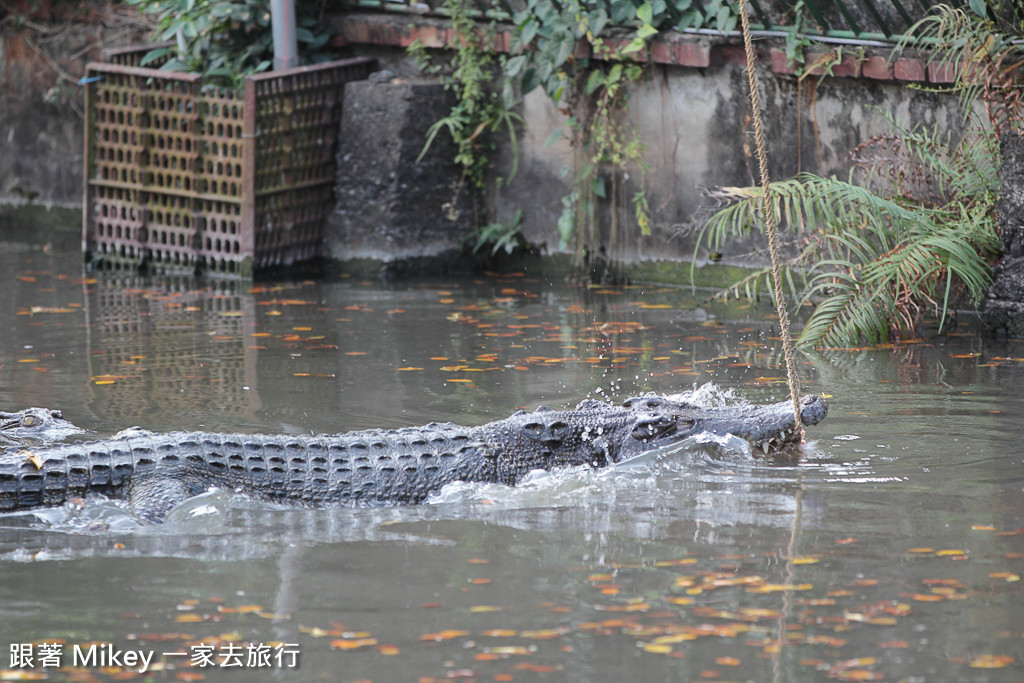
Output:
[630, 415, 676, 441]
[21, 415, 37, 427]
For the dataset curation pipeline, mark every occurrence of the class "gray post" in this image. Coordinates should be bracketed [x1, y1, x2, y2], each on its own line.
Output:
[270, 0, 298, 70]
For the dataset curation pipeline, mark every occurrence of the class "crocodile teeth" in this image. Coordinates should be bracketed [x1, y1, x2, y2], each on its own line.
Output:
[761, 441, 770, 454]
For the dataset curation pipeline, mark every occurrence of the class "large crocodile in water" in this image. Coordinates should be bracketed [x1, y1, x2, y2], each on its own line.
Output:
[0, 392, 827, 522]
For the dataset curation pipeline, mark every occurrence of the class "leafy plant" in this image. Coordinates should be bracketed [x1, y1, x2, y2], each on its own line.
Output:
[694, 2, 1023, 347]
[897, 2, 1023, 136]
[464, 208, 527, 255]
[124, 0, 334, 88]
[408, 0, 522, 226]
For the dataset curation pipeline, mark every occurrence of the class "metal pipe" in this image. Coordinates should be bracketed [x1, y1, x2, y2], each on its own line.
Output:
[270, 0, 299, 70]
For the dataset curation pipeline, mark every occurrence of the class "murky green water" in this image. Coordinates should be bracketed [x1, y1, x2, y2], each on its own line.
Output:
[0, 244, 1021, 682]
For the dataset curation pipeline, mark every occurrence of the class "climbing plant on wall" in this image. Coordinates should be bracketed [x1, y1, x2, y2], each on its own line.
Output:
[507, 0, 738, 278]
[408, 0, 522, 229]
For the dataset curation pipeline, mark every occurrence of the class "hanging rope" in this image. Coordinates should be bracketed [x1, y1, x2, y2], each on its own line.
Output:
[735, 0, 803, 438]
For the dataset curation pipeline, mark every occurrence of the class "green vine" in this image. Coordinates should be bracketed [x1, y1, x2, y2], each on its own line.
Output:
[509, 0, 738, 278]
[408, 0, 522, 226]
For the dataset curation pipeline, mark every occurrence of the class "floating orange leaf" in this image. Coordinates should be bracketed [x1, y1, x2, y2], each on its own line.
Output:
[329, 637, 377, 650]
[640, 643, 673, 654]
[968, 654, 1014, 668]
[480, 629, 517, 638]
[487, 646, 531, 655]
[878, 641, 909, 648]
[174, 614, 204, 623]
[421, 630, 469, 641]
[519, 629, 567, 639]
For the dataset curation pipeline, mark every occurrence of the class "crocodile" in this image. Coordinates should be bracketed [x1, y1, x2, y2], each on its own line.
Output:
[0, 392, 827, 523]
[1, 408, 84, 450]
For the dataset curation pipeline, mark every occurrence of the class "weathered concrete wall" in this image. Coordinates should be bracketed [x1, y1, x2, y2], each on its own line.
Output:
[489, 56, 964, 268]
[330, 15, 968, 275]
[328, 77, 472, 264]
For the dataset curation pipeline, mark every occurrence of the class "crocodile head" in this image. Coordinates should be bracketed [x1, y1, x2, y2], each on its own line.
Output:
[615, 393, 828, 459]
[0, 408, 84, 447]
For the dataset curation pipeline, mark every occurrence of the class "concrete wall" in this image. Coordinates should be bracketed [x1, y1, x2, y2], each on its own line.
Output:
[330, 16, 966, 272]
[0, 2, 145, 212]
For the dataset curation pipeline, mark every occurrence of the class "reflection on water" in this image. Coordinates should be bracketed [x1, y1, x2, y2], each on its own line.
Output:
[0, 245, 1022, 682]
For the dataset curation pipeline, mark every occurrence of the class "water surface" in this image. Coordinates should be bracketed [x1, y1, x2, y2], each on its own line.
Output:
[0, 244, 1021, 682]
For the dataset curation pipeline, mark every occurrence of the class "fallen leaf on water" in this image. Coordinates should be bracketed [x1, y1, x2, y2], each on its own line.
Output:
[420, 630, 469, 641]
[487, 646, 532, 655]
[329, 637, 377, 650]
[519, 628, 568, 639]
[480, 629, 517, 638]
[640, 643, 673, 654]
[174, 614, 204, 623]
[989, 572, 1020, 581]
[513, 663, 558, 672]
[665, 597, 693, 605]
[878, 641, 909, 648]
[968, 654, 1014, 668]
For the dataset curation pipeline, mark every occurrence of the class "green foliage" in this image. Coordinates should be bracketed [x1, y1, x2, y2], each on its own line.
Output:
[464, 208, 526, 255]
[897, 3, 1023, 136]
[124, 0, 334, 88]
[695, 2, 1024, 347]
[408, 0, 522, 225]
[697, 111, 1001, 347]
